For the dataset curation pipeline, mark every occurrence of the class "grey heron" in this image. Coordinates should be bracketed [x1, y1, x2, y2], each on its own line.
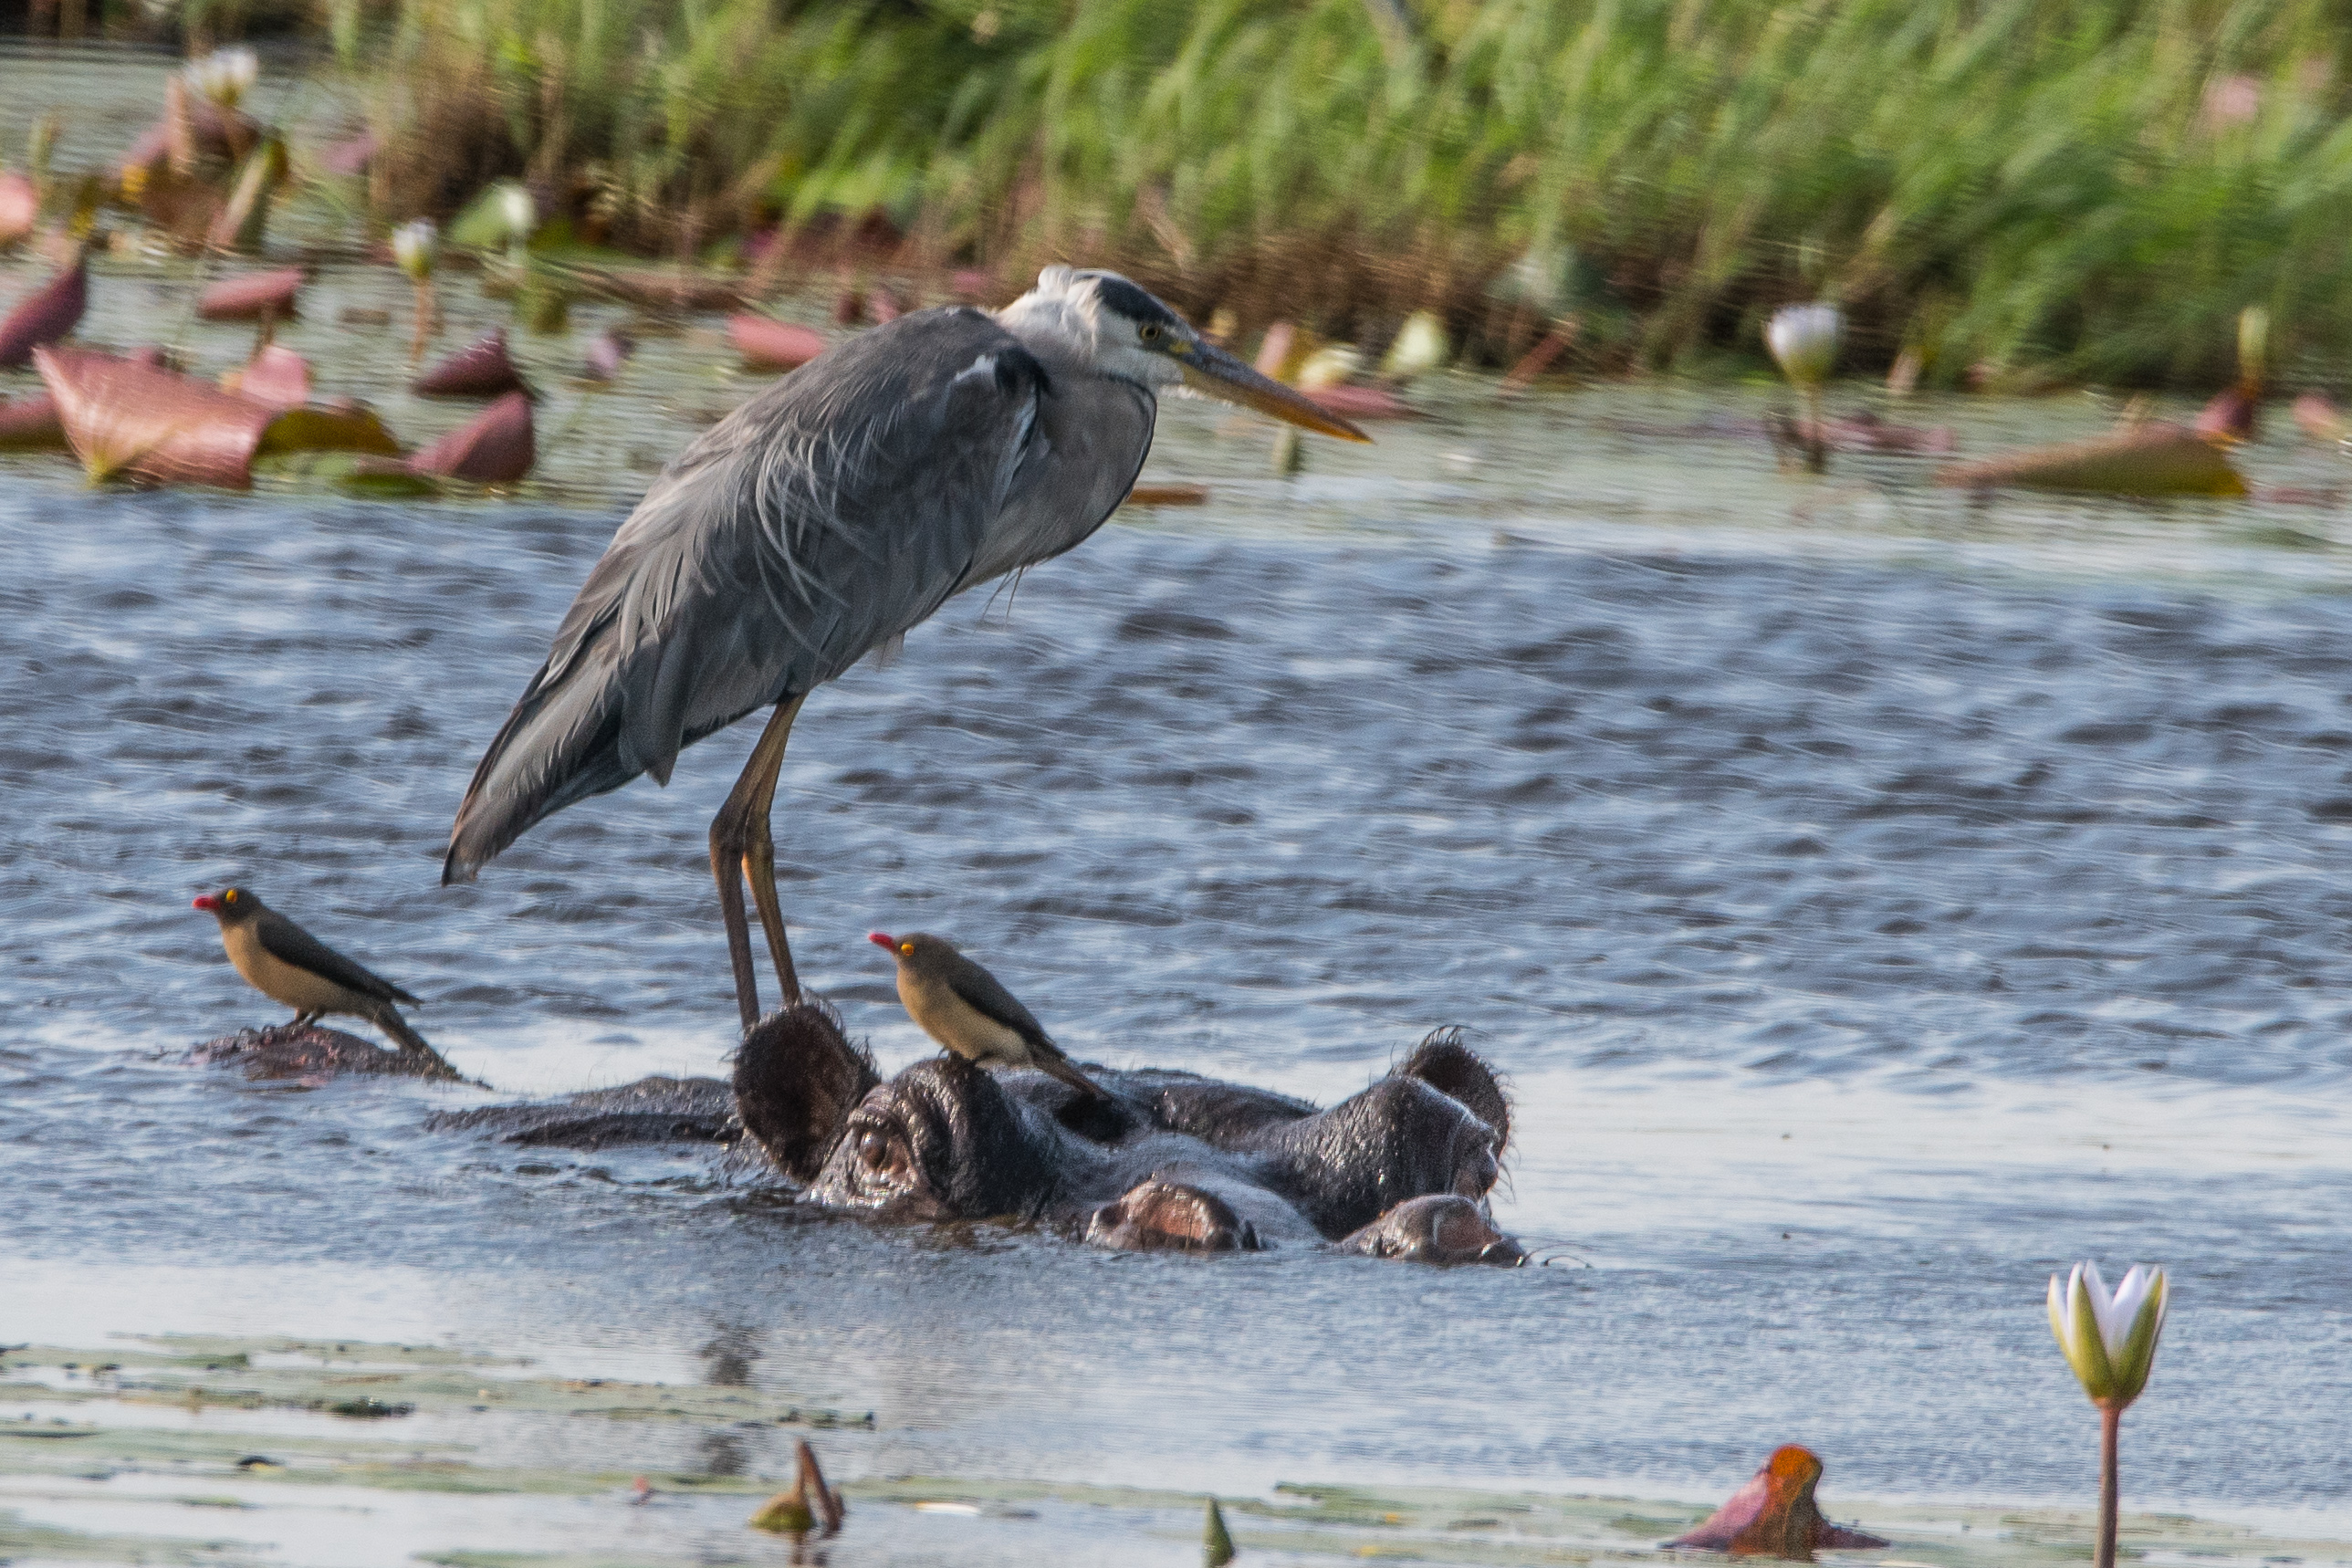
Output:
[443, 267, 1368, 1030]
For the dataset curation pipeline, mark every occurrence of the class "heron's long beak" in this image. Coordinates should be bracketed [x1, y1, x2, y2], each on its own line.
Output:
[1175, 339, 1372, 443]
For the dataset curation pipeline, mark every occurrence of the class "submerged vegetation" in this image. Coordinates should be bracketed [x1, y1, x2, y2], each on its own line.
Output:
[305, 0, 2352, 386]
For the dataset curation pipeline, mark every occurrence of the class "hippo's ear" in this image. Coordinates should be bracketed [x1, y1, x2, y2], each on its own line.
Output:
[1393, 1028, 1510, 1156]
[733, 999, 880, 1184]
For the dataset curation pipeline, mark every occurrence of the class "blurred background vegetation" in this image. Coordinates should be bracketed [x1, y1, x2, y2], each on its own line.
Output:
[14, 0, 2352, 386]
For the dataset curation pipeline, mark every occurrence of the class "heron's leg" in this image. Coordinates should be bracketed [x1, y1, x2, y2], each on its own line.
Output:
[740, 692, 809, 1008]
[710, 695, 806, 1030]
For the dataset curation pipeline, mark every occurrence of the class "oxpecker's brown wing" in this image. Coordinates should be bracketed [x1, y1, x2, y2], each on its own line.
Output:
[940, 951, 1053, 1048]
[254, 910, 418, 1006]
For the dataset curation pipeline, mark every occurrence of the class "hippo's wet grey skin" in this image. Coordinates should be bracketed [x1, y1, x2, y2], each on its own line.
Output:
[727, 1005, 1521, 1263]
[426, 1076, 741, 1150]
[191, 1024, 464, 1082]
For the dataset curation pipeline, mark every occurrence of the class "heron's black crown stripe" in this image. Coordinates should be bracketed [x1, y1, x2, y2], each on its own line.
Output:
[1090, 277, 1182, 329]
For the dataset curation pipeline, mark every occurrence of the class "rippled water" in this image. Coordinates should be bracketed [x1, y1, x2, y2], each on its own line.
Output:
[6, 43, 2352, 1553]
[8, 390, 2352, 1528]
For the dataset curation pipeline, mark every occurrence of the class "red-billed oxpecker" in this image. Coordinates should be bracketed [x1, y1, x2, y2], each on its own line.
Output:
[870, 931, 1106, 1100]
[441, 267, 1367, 1032]
[193, 886, 441, 1065]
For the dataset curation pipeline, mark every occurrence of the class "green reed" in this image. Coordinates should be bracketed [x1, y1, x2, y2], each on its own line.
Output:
[347, 0, 2352, 383]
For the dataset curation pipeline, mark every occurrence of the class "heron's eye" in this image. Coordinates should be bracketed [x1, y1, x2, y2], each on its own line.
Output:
[900, 942, 914, 956]
[1139, 323, 1161, 342]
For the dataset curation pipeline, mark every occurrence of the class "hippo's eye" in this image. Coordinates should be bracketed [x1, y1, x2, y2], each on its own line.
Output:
[857, 1129, 893, 1168]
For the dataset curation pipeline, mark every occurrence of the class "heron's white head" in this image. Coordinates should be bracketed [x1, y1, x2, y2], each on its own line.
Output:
[997, 267, 1369, 442]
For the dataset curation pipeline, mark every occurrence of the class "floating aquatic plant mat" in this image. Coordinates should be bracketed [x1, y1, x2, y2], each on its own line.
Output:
[3, 1338, 2346, 1568]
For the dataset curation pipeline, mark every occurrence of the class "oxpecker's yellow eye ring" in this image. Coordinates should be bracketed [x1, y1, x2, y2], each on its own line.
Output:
[223, 890, 238, 904]
[899, 942, 914, 956]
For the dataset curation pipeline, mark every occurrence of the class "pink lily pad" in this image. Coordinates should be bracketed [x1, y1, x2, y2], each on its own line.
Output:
[0, 256, 88, 369]
[1305, 383, 1416, 421]
[728, 314, 826, 372]
[404, 390, 533, 483]
[197, 267, 304, 322]
[222, 344, 311, 409]
[0, 171, 35, 249]
[35, 344, 275, 488]
[413, 329, 528, 399]
[0, 391, 64, 450]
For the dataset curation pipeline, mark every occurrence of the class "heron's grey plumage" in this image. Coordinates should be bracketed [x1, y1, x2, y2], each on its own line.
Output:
[444, 295, 1153, 881]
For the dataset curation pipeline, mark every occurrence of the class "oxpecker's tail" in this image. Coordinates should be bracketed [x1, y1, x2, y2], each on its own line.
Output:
[443, 643, 640, 884]
[367, 1001, 461, 1080]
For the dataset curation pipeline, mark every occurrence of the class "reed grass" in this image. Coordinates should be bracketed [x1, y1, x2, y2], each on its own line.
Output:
[349, 0, 2352, 383]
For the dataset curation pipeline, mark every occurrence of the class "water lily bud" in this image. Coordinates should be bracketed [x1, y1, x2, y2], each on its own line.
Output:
[1766, 303, 1843, 388]
[392, 220, 439, 283]
[1296, 343, 1362, 392]
[2238, 305, 2270, 386]
[1380, 309, 1449, 383]
[185, 47, 259, 109]
[495, 183, 536, 245]
[2048, 1261, 2168, 1408]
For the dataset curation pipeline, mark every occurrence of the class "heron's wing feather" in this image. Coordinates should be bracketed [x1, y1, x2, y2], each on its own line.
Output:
[942, 954, 1052, 1047]
[446, 309, 1048, 880]
[254, 910, 415, 1005]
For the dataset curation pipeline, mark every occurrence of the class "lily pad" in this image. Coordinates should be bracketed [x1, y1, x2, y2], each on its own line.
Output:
[1935, 423, 2245, 497]
[0, 255, 87, 369]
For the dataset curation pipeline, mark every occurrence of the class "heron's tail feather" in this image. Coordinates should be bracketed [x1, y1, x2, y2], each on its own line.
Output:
[444, 644, 639, 884]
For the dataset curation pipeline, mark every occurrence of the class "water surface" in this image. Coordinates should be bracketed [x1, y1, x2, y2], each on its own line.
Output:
[5, 45, 2352, 1559]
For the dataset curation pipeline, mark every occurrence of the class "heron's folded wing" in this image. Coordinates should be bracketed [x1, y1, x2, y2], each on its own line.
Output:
[601, 312, 1050, 785]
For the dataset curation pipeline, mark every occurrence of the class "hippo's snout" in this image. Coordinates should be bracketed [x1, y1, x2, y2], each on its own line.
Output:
[1085, 1177, 1264, 1253]
[1338, 1195, 1525, 1266]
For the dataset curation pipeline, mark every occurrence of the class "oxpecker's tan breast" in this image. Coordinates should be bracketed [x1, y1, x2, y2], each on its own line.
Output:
[897, 966, 1031, 1065]
[221, 922, 368, 1016]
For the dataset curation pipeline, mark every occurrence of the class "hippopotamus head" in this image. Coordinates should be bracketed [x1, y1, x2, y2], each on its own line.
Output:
[727, 1004, 1522, 1264]
[811, 1054, 1063, 1219]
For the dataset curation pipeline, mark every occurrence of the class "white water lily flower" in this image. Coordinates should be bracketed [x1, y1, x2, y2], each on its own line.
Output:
[1380, 309, 1449, 382]
[496, 183, 537, 245]
[1766, 303, 1843, 388]
[392, 219, 439, 283]
[1296, 344, 1363, 392]
[184, 47, 258, 109]
[2048, 1261, 2168, 1407]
